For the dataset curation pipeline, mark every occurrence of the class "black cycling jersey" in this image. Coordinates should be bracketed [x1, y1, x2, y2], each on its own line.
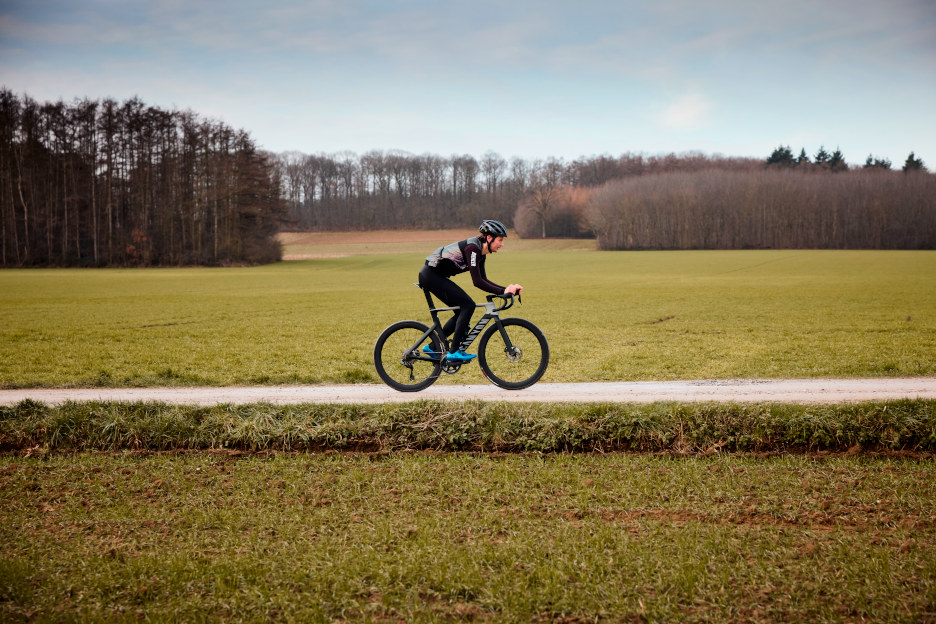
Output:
[424, 236, 505, 294]
[420, 235, 506, 353]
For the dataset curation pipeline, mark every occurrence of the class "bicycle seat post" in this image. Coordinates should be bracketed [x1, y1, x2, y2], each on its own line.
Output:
[417, 283, 443, 329]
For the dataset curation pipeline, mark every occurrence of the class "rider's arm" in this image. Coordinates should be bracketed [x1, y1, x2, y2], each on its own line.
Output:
[465, 243, 506, 294]
[477, 248, 522, 295]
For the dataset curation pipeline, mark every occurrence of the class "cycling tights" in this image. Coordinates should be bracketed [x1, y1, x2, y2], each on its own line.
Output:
[418, 264, 474, 352]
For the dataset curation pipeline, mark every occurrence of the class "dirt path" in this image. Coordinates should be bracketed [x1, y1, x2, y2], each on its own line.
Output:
[3, 378, 936, 406]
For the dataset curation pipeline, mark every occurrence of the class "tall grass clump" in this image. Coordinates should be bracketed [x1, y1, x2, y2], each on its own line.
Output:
[3, 399, 934, 454]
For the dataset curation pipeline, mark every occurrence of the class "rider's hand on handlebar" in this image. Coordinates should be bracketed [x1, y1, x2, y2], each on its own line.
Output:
[504, 284, 523, 296]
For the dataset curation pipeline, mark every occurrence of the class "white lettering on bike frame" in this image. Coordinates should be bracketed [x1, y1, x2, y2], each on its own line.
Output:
[460, 316, 491, 351]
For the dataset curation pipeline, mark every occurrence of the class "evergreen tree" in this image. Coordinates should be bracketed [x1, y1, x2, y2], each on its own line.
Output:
[863, 154, 892, 169]
[829, 148, 848, 172]
[796, 148, 811, 167]
[902, 151, 925, 173]
[813, 146, 830, 169]
[766, 145, 795, 168]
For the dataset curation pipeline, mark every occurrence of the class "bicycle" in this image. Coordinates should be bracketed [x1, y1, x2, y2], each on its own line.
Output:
[374, 283, 549, 392]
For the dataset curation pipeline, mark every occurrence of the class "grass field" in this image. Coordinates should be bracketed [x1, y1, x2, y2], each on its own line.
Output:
[2, 452, 934, 623]
[1, 239, 935, 388]
[3, 235, 936, 622]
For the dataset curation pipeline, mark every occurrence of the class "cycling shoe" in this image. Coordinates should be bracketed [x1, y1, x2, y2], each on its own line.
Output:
[421, 344, 442, 360]
[445, 349, 477, 362]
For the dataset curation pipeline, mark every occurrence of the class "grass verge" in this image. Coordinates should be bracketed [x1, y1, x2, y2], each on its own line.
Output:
[3, 399, 935, 454]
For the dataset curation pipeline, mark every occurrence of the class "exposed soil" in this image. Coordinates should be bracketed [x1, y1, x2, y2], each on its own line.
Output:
[279, 229, 469, 259]
[3, 378, 935, 406]
[280, 229, 468, 245]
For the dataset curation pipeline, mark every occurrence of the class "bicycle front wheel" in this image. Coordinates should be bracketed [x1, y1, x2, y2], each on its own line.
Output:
[374, 320, 443, 392]
[478, 318, 549, 390]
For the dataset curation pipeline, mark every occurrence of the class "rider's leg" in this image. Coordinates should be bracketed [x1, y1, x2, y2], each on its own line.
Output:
[418, 266, 474, 352]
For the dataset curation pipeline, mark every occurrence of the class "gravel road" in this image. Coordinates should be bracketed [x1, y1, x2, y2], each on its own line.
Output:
[3, 378, 936, 406]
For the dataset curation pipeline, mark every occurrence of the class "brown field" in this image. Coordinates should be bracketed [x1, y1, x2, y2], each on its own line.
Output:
[278, 229, 595, 259]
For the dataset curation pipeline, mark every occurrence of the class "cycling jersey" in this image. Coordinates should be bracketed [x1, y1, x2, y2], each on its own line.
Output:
[424, 236, 505, 294]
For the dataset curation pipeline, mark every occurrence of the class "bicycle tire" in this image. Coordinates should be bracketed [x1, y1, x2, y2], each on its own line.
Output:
[478, 318, 549, 390]
[374, 320, 444, 392]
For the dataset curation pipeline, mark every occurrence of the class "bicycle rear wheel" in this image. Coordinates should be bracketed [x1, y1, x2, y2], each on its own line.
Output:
[478, 318, 549, 390]
[374, 320, 444, 392]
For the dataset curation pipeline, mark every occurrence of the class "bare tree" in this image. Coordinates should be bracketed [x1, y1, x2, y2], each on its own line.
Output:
[585, 169, 936, 250]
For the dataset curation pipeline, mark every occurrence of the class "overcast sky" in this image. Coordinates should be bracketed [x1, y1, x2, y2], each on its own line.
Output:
[1, 0, 934, 166]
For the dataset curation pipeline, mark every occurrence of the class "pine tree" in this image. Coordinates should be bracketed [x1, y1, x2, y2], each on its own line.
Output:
[864, 154, 892, 170]
[796, 148, 810, 167]
[829, 148, 848, 172]
[902, 151, 925, 173]
[766, 145, 795, 168]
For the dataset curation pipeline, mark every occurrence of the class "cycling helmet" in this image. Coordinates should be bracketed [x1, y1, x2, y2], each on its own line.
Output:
[479, 219, 508, 239]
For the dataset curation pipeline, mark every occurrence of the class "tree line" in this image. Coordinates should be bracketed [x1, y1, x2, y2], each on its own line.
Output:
[585, 168, 936, 250]
[2, 90, 931, 265]
[765, 144, 927, 173]
[0, 90, 285, 267]
[274, 147, 933, 250]
[271, 150, 761, 234]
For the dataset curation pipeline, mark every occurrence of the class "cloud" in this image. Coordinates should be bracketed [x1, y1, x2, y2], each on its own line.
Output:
[1, 0, 933, 161]
[660, 92, 712, 130]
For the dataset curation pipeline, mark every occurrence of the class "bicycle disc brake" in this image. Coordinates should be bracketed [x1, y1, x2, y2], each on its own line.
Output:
[505, 345, 523, 363]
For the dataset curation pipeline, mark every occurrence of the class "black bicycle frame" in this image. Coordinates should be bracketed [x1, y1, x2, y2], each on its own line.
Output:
[414, 283, 517, 358]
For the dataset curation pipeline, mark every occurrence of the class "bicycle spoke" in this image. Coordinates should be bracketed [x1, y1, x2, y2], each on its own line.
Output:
[478, 318, 549, 390]
[373, 321, 442, 392]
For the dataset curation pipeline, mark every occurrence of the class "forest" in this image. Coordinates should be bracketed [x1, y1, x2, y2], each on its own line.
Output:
[272, 147, 935, 250]
[0, 90, 284, 267]
[586, 169, 935, 250]
[1, 90, 934, 266]
[272, 149, 762, 236]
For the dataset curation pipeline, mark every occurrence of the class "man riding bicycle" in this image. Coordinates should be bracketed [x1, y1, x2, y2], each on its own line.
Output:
[418, 219, 523, 362]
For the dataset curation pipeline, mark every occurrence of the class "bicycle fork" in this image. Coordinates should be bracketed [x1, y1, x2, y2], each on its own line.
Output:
[459, 301, 518, 358]
[407, 290, 520, 378]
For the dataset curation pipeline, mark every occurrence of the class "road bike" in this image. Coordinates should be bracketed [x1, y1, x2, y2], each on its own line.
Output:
[374, 284, 549, 392]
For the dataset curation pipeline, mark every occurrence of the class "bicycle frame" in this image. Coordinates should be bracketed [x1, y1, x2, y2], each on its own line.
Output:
[374, 283, 548, 391]
[414, 283, 517, 360]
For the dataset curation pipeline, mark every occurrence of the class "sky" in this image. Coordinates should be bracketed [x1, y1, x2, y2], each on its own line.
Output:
[1, 0, 934, 167]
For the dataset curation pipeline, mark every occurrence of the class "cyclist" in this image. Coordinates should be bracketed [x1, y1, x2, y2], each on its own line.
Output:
[419, 219, 523, 362]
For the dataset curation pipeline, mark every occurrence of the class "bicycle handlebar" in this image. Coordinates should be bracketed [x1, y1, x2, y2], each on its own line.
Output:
[416, 282, 521, 313]
[485, 291, 521, 311]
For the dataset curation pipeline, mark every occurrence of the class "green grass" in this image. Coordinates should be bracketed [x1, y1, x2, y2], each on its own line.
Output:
[2, 451, 934, 623]
[2, 248, 935, 388]
[3, 399, 936, 454]
[3, 241, 936, 623]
